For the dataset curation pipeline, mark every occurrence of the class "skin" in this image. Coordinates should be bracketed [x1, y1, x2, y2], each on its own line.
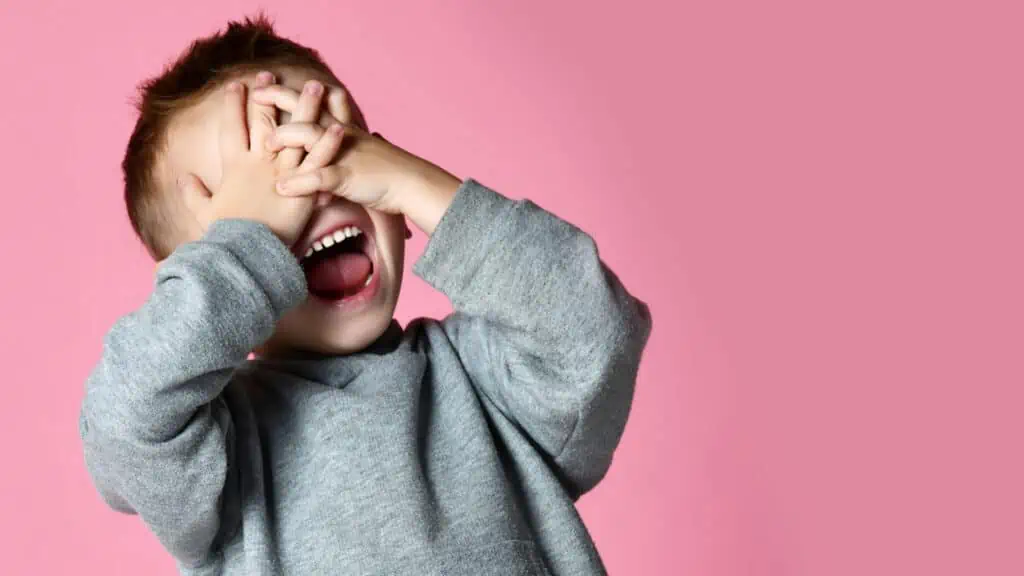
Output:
[157, 67, 461, 355]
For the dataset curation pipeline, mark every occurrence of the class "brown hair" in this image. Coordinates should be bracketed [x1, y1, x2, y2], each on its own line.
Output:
[123, 14, 342, 259]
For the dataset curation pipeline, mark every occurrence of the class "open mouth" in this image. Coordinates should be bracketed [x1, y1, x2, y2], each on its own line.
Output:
[300, 226, 376, 302]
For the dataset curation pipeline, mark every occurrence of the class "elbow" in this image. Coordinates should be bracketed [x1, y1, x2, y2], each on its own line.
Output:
[555, 300, 650, 498]
[553, 423, 619, 499]
[554, 356, 643, 498]
[80, 418, 137, 515]
[610, 277, 653, 359]
[80, 421, 229, 564]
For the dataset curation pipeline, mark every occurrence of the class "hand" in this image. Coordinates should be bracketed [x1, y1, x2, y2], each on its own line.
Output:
[177, 76, 344, 247]
[271, 125, 427, 214]
[248, 81, 361, 129]
[253, 84, 461, 235]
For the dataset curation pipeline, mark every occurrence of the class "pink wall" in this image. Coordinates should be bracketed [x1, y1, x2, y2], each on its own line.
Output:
[1, 0, 1021, 574]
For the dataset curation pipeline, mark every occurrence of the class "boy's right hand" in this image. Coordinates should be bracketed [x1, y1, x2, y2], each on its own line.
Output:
[177, 76, 345, 248]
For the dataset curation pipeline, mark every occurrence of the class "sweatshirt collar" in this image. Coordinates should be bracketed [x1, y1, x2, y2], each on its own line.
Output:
[249, 320, 418, 389]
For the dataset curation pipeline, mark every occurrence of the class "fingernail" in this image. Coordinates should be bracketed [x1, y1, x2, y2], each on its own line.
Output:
[305, 81, 322, 96]
[276, 180, 290, 193]
[257, 71, 275, 85]
[226, 81, 240, 92]
[329, 124, 343, 135]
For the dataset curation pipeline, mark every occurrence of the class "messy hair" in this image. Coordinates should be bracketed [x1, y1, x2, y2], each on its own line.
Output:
[122, 14, 345, 259]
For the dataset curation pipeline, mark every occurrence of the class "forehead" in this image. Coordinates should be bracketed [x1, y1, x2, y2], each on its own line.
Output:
[156, 66, 339, 193]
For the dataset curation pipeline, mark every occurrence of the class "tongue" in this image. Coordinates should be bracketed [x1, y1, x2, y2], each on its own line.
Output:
[306, 252, 372, 296]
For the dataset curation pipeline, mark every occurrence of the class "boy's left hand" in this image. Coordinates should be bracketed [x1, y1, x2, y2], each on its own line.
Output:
[251, 83, 461, 236]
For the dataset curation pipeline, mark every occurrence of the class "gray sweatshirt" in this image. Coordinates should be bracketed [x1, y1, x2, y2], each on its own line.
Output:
[80, 180, 651, 576]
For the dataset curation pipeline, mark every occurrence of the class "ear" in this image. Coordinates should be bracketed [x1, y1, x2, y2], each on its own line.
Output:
[177, 173, 212, 219]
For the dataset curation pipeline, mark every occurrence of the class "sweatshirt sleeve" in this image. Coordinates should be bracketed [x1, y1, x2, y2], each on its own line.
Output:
[78, 219, 306, 567]
[413, 180, 652, 498]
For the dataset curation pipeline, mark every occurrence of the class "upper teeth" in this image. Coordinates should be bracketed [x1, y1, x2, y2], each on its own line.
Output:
[304, 227, 362, 259]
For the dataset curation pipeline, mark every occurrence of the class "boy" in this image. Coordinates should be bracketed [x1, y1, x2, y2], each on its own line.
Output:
[81, 15, 651, 576]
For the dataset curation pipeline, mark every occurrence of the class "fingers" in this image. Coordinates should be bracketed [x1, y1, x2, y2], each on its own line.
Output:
[277, 165, 344, 197]
[266, 121, 345, 174]
[218, 82, 249, 161]
[247, 71, 278, 153]
[278, 80, 325, 168]
[326, 86, 352, 124]
[250, 84, 300, 115]
[301, 123, 345, 171]
[268, 123, 325, 153]
[252, 84, 348, 127]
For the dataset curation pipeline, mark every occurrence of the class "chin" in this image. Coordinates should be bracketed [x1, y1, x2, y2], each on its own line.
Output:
[307, 306, 396, 355]
[265, 287, 398, 355]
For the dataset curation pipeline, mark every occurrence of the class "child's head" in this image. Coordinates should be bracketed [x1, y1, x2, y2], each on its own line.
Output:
[124, 15, 407, 355]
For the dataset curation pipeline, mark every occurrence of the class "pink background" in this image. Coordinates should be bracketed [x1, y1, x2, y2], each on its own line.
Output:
[0, 0, 1021, 574]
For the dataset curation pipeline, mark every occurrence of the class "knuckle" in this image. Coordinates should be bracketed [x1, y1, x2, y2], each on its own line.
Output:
[258, 111, 276, 129]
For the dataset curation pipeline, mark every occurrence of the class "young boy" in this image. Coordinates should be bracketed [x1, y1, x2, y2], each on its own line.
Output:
[81, 16, 651, 576]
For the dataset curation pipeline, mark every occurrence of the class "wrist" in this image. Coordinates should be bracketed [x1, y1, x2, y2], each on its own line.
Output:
[397, 162, 460, 236]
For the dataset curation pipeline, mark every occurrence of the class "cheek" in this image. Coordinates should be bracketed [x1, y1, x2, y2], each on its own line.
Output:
[371, 214, 407, 270]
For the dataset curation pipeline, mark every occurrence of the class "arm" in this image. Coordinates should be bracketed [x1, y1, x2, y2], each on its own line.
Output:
[413, 180, 652, 498]
[79, 221, 306, 565]
[255, 85, 652, 496]
[80, 74, 329, 566]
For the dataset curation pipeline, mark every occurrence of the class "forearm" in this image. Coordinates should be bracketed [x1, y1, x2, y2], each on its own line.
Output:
[81, 219, 304, 440]
[79, 219, 305, 562]
[395, 159, 461, 236]
[416, 180, 649, 342]
[415, 180, 652, 495]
